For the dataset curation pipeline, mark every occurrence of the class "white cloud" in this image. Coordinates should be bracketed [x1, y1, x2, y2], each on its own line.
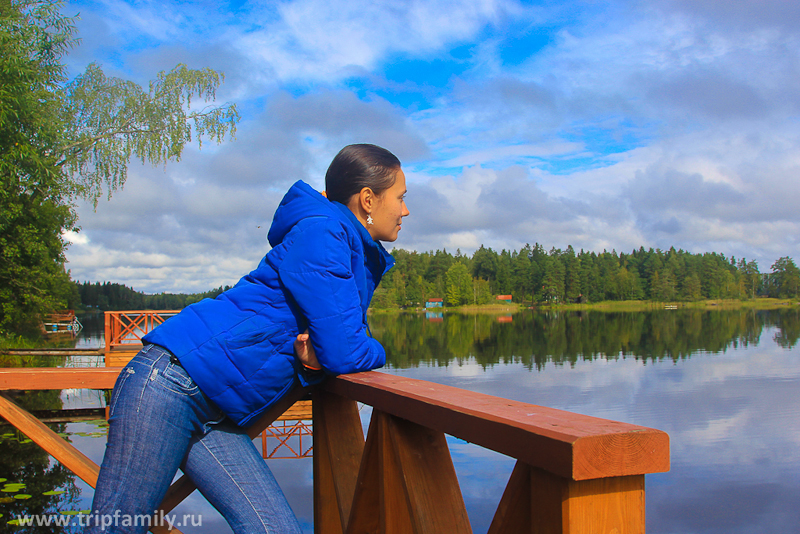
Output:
[233, 0, 514, 83]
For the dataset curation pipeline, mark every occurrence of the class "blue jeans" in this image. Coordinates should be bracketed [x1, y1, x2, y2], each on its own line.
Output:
[86, 344, 302, 534]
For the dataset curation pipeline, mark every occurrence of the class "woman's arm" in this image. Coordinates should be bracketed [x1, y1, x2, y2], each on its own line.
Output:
[277, 219, 386, 375]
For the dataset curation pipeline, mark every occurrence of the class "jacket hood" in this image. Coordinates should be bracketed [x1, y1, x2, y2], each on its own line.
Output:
[267, 180, 395, 275]
[268, 181, 336, 246]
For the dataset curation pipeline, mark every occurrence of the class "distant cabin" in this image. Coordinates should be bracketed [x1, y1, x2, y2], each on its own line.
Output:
[496, 295, 512, 303]
[425, 298, 444, 308]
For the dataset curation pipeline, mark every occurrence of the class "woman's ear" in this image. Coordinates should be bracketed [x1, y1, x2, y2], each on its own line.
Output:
[359, 187, 375, 212]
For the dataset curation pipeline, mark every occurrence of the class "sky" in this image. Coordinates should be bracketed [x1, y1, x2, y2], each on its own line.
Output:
[60, 0, 800, 294]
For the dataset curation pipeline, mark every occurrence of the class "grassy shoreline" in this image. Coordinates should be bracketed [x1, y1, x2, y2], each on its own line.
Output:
[537, 298, 799, 312]
[371, 298, 799, 314]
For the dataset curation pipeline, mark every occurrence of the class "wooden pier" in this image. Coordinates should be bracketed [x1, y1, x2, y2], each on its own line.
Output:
[0, 311, 670, 533]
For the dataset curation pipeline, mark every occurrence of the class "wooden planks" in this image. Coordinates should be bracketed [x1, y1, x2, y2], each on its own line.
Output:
[104, 348, 141, 367]
[278, 399, 312, 421]
[325, 371, 670, 481]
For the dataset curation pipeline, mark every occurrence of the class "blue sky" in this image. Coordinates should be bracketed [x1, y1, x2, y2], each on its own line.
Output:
[61, 0, 800, 293]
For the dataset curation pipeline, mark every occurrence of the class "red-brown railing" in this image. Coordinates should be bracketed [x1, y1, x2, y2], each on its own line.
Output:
[104, 310, 180, 350]
[314, 372, 669, 533]
[263, 419, 313, 459]
[0, 367, 669, 533]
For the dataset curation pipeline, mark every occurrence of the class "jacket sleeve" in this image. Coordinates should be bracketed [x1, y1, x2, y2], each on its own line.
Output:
[277, 219, 386, 375]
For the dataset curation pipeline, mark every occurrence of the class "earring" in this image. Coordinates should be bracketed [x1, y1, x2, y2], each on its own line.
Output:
[366, 214, 374, 226]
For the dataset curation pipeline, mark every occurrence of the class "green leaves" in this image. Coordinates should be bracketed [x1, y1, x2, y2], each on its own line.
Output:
[61, 62, 239, 204]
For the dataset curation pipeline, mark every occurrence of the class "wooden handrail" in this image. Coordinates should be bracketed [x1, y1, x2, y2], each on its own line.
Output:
[0, 367, 122, 390]
[325, 372, 669, 481]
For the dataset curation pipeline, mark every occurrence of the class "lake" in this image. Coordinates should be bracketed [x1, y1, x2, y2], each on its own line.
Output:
[1, 308, 798, 533]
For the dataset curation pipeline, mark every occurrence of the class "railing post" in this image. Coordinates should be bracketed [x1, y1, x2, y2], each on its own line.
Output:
[489, 461, 645, 534]
[347, 410, 472, 534]
[104, 311, 112, 350]
[313, 390, 365, 534]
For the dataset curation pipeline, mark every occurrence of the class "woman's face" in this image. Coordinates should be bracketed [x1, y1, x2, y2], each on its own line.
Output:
[369, 169, 410, 242]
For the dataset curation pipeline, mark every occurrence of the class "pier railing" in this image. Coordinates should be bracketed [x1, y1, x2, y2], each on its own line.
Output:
[104, 310, 180, 351]
[0, 366, 669, 534]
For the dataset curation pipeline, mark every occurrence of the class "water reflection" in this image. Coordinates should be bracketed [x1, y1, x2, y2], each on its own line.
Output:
[0, 392, 85, 532]
[370, 309, 800, 534]
[371, 308, 799, 369]
[2, 308, 799, 533]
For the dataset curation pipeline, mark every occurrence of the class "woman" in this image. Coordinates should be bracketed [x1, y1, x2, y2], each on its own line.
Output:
[87, 144, 409, 533]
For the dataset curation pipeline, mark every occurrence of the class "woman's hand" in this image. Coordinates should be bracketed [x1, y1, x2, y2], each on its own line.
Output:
[294, 329, 322, 371]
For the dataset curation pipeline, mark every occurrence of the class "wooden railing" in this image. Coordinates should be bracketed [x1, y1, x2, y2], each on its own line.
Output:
[104, 310, 180, 350]
[0, 367, 669, 533]
[314, 372, 669, 533]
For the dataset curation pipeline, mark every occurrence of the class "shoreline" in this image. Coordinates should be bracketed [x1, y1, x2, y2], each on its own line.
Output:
[370, 298, 800, 314]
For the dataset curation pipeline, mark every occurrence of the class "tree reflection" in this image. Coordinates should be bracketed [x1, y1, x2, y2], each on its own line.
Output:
[371, 309, 798, 370]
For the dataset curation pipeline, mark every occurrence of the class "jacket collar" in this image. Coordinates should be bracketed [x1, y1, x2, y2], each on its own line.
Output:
[332, 201, 395, 276]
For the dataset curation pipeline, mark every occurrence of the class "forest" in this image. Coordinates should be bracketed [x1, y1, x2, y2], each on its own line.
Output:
[373, 245, 798, 308]
[72, 245, 800, 311]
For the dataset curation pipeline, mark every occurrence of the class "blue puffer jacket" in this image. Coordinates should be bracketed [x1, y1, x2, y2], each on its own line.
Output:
[142, 180, 394, 426]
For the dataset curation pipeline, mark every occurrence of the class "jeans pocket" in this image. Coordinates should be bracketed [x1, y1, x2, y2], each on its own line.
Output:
[155, 362, 199, 395]
[108, 366, 136, 419]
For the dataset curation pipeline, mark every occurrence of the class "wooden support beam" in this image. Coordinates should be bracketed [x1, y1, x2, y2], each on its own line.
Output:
[0, 392, 184, 534]
[487, 461, 532, 534]
[313, 391, 365, 534]
[0, 392, 101, 487]
[347, 410, 472, 534]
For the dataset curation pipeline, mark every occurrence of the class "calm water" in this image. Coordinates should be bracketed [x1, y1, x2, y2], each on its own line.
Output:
[1, 308, 798, 533]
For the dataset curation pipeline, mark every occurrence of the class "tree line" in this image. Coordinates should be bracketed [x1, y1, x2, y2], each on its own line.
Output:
[73, 281, 232, 312]
[371, 245, 800, 308]
[2, 2, 798, 337]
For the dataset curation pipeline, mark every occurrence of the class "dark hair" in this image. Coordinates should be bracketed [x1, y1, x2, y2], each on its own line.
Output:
[325, 144, 401, 204]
